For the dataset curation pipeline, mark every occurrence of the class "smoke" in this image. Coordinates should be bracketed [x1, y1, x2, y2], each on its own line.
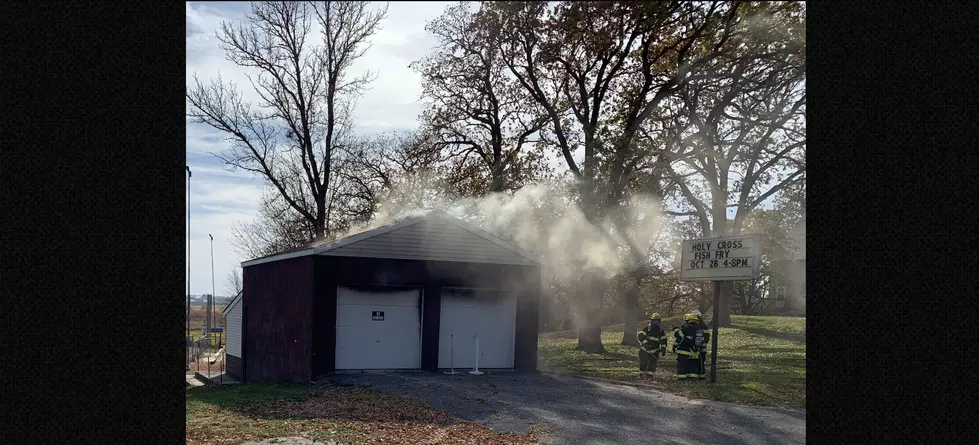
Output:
[333, 176, 667, 289]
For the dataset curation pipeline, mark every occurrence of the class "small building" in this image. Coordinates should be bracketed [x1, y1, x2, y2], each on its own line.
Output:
[232, 211, 542, 383]
[771, 216, 806, 315]
[222, 291, 243, 380]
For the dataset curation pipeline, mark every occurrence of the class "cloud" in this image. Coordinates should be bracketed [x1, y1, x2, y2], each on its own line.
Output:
[186, 1, 453, 295]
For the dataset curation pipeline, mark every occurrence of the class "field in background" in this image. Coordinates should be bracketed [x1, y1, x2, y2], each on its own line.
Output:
[186, 305, 227, 337]
[186, 383, 548, 445]
[538, 315, 806, 408]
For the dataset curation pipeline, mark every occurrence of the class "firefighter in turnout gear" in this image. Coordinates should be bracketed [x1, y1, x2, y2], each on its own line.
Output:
[674, 313, 707, 381]
[689, 310, 711, 380]
[637, 313, 668, 373]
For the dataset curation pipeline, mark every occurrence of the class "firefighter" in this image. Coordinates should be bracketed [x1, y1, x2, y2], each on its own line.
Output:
[690, 310, 711, 380]
[673, 313, 706, 381]
[637, 313, 668, 373]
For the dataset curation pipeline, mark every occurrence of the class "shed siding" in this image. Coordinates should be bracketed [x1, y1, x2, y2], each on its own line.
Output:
[322, 219, 535, 265]
[242, 256, 315, 383]
[225, 298, 242, 358]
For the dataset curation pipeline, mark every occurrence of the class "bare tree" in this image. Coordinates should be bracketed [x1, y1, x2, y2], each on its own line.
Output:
[225, 267, 243, 297]
[229, 190, 317, 260]
[187, 1, 388, 242]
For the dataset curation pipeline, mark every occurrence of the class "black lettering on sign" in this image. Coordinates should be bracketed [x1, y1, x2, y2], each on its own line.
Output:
[709, 260, 718, 268]
[372, 311, 385, 321]
[722, 258, 750, 268]
[691, 242, 713, 251]
[689, 260, 706, 269]
[694, 251, 711, 260]
[715, 250, 729, 259]
[717, 239, 745, 250]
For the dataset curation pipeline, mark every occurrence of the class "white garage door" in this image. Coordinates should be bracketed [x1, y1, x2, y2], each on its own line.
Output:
[439, 288, 517, 370]
[335, 286, 422, 370]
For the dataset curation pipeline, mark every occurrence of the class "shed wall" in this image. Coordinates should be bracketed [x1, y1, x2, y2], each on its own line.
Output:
[242, 256, 315, 383]
[225, 298, 242, 358]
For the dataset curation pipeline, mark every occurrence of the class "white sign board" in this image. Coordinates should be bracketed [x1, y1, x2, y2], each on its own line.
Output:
[679, 235, 762, 282]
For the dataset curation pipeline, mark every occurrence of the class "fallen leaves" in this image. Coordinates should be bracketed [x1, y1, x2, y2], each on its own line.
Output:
[187, 385, 546, 445]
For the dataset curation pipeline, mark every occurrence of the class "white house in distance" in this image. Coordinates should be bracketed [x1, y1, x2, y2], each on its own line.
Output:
[771, 215, 806, 315]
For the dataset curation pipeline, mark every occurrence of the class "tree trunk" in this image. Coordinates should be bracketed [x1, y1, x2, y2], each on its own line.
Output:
[716, 281, 733, 327]
[575, 273, 606, 353]
[620, 273, 641, 346]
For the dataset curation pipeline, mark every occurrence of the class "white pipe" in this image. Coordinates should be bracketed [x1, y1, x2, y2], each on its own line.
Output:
[469, 334, 483, 375]
[444, 334, 456, 375]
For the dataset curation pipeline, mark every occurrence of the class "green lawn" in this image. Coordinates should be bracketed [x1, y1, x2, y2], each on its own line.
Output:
[538, 315, 806, 408]
[186, 383, 548, 445]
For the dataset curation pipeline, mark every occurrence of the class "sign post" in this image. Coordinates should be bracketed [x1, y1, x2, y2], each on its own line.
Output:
[679, 235, 761, 384]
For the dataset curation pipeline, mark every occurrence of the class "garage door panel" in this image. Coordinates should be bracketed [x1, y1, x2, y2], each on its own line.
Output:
[438, 289, 516, 369]
[335, 304, 419, 327]
[335, 286, 422, 370]
[338, 288, 421, 306]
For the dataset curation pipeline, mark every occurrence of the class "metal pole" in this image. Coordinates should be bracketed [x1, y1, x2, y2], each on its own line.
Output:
[710, 281, 721, 383]
[445, 333, 455, 375]
[469, 334, 483, 375]
[209, 234, 215, 353]
[186, 166, 192, 353]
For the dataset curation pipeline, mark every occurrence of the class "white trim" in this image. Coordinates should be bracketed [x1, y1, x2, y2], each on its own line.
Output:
[318, 251, 535, 266]
[240, 248, 315, 267]
[222, 291, 242, 316]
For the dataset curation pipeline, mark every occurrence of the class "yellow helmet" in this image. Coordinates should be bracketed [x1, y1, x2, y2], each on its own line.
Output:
[649, 313, 661, 321]
[684, 313, 700, 322]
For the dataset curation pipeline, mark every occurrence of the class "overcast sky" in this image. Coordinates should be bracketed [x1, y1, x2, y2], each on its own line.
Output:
[185, 1, 450, 296]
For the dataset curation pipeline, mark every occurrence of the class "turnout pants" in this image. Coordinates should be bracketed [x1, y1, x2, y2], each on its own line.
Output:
[639, 349, 659, 372]
[699, 350, 707, 379]
[676, 353, 700, 379]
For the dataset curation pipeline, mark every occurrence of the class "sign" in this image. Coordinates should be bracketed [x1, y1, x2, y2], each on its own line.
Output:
[371, 311, 384, 321]
[679, 235, 761, 282]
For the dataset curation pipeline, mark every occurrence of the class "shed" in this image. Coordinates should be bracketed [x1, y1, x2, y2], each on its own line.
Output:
[221, 291, 243, 380]
[237, 211, 542, 383]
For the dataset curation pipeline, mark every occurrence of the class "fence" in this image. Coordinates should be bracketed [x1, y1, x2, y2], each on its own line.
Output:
[186, 328, 226, 376]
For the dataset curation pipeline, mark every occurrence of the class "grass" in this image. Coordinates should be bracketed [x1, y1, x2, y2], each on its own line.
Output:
[186, 383, 549, 445]
[538, 315, 806, 409]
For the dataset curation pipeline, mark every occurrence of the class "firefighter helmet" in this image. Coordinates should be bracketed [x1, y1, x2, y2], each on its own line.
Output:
[649, 313, 661, 321]
[684, 313, 700, 322]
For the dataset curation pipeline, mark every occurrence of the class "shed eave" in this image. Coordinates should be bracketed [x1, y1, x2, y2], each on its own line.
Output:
[240, 248, 316, 268]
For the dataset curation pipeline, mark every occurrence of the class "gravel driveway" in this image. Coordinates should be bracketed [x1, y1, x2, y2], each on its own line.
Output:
[326, 372, 804, 445]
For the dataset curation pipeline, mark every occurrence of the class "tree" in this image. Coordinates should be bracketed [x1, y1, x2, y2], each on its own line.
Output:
[477, 1, 743, 351]
[659, 2, 806, 327]
[225, 267, 243, 297]
[229, 189, 316, 260]
[412, 2, 551, 196]
[187, 1, 388, 242]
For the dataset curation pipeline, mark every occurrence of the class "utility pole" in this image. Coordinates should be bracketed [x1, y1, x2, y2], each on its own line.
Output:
[710, 281, 720, 383]
[208, 234, 215, 350]
[186, 166, 192, 346]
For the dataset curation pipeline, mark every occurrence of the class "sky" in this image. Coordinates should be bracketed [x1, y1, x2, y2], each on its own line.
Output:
[185, 1, 451, 296]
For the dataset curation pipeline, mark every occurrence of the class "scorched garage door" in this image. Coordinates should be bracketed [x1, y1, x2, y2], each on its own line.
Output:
[438, 288, 517, 369]
[335, 286, 422, 370]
